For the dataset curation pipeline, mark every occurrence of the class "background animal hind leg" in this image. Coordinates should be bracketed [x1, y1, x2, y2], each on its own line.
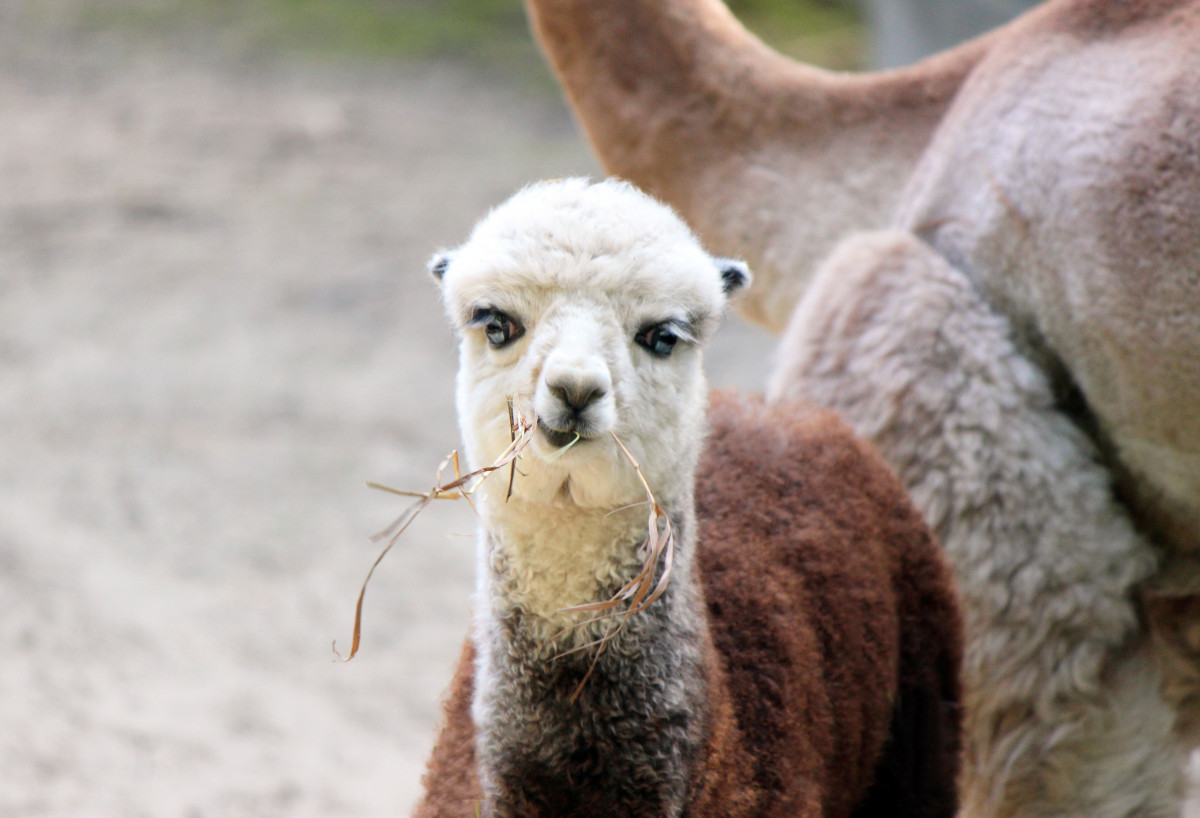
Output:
[769, 230, 1185, 818]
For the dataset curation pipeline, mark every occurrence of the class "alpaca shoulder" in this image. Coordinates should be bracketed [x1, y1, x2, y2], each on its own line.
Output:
[695, 391, 961, 818]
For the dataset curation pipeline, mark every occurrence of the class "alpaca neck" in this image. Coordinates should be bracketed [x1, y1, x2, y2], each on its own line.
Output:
[474, 496, 710, 817]
[481, 496, 674, 633]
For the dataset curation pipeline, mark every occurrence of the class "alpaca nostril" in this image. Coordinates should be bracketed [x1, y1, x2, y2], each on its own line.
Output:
[550, 381, 608, 414]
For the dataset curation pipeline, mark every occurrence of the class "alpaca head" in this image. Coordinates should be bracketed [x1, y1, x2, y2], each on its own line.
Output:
[430, 178, 749, 517]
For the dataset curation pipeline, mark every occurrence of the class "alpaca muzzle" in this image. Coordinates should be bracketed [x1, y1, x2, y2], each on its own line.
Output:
[536, 369, 614, 445]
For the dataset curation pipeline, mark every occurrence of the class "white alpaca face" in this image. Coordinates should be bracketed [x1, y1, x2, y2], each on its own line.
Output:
[432, 179, 749, 512]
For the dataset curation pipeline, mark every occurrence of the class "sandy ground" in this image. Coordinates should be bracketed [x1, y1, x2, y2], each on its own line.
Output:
[0, 14, 775, 817]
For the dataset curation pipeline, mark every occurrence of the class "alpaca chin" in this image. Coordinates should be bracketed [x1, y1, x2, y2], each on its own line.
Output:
[477, 437, 642, 514]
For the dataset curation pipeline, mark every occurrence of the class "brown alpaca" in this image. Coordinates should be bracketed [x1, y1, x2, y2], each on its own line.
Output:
[414, 179, 962, 817]
[523, 1, 1200, 815]
[415, 392, 962, 818]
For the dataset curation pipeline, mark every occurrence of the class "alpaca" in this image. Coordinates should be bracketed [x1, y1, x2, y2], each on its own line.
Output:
[521, 1, 1200, 815]
[412, 178, 963, 818]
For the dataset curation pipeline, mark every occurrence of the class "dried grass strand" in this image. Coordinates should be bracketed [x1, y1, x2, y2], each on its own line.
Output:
[557, 430, 676, 702]
[560, 431, 674, 619]
[335, 407, 675, 689]
[506, 397, 518, 501]
[333, 402, 535, 662]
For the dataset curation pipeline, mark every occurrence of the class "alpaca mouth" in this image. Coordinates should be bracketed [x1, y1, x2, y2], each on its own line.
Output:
[537, 418, 589, 450]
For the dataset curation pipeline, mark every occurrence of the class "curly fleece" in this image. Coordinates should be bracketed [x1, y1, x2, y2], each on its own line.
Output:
[413, 392, 962, 818]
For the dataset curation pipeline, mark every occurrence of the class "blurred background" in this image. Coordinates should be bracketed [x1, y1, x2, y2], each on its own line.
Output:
[0, 1, 1029, 816]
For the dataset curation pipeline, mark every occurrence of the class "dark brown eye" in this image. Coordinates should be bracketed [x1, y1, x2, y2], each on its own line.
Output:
[635, 323, 680, 357]
[472, 308, 524, 348]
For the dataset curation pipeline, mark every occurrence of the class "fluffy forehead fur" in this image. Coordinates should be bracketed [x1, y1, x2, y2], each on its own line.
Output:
[431, 178, 747, 527]
[437, 177, 733, 334]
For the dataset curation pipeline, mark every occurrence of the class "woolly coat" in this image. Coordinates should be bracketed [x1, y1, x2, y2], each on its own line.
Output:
[413, 392, 963, 818]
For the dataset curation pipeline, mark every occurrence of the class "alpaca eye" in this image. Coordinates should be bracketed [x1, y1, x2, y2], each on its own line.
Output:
[472, 308, 524, 349]
[636, 323, 680, 357]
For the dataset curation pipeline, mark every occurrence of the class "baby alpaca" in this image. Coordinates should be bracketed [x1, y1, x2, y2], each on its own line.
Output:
[413, 178, 962, 818]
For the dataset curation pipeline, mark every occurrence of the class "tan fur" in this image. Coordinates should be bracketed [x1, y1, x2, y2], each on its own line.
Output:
[524, 0, 998, 330]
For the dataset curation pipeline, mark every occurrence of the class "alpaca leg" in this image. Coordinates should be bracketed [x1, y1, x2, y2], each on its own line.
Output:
[769, 231, 1185, 818]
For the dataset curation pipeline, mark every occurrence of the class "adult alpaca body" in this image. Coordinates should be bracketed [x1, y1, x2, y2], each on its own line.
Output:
[413, 178, 962, 817]
[522, 1, 1200, 815]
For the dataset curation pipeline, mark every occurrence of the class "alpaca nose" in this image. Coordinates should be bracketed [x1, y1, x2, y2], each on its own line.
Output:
[539, 361, 614, 438]
[537, 315, 615, 437]
[549, 379, 608, 415]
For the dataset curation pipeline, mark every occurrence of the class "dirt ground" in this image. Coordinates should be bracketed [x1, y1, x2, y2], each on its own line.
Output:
[0, 12, 775, 817]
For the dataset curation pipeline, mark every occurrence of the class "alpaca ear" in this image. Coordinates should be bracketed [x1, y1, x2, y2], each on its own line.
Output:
[428, 251, 454, 284]
[715, 258, 751, 297]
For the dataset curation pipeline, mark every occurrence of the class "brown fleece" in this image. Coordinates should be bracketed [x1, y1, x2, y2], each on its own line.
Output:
[414, 392, 962, 818]
[415, 638, 484, 815]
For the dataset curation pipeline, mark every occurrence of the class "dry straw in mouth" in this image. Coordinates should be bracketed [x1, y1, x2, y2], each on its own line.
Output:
[555, 430, 675, 701]
[333, 397, 534, 662]
[334, 397, 676, 684]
